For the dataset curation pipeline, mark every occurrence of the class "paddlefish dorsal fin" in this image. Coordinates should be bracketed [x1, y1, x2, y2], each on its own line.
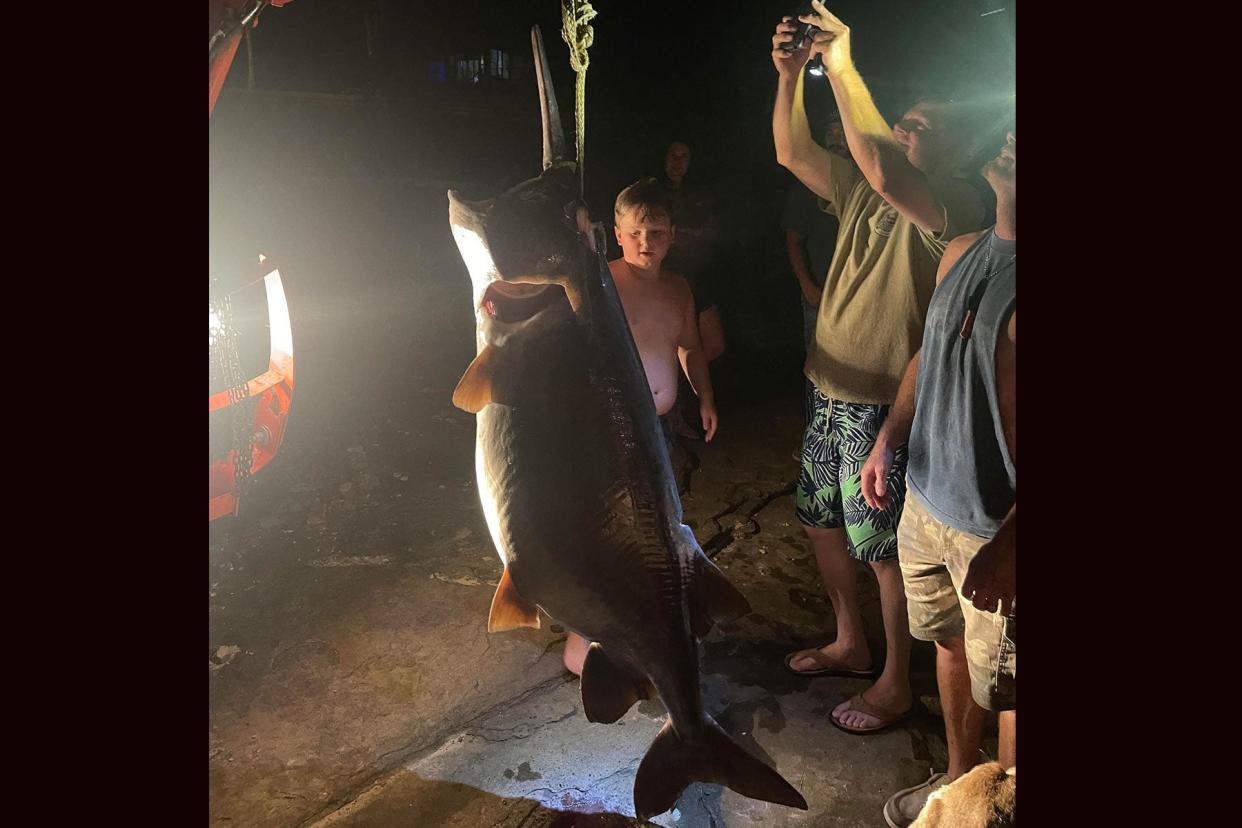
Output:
[488, 566, 540, 633]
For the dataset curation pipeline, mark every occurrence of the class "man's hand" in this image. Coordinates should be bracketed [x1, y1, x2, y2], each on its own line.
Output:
[860, 441, 894, 509]
[962, 537, 1015, 616]
[700, 399, 718, 443]
[800, 1, 852, 76]
[771, 16, 812, 80]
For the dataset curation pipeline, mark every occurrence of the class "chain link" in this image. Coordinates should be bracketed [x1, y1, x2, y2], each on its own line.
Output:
[991, 604, 1016, 696]
[210, 293, 255, 502]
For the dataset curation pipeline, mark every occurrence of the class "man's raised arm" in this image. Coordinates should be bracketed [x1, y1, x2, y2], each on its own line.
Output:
[802, 1, 947, 233]
[771, 18, 836, 201]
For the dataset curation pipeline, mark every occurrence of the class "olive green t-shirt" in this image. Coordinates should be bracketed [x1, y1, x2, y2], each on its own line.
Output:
[806, 155, 984, 404]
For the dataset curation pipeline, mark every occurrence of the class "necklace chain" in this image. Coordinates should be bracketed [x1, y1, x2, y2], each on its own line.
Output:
[983, 236, 1016, 281]
[960, 234, 1015, 341]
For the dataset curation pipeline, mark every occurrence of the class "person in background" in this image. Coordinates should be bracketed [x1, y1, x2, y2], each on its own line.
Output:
[783, 116, 848, 430]
[660, 141, 726, 367]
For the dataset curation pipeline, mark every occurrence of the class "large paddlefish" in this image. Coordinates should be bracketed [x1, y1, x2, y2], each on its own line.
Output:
[446, 26, 807, 821]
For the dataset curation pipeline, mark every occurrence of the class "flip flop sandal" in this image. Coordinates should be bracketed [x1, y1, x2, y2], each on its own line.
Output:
[828, 691, 914, 735]
[783, 648, 877, 679]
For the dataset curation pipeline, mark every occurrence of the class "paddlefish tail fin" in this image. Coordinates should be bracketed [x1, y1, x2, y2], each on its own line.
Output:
[632, 716, 808, 820]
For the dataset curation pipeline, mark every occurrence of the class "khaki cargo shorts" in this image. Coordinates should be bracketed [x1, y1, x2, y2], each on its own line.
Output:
[898, 491, 1016, 711]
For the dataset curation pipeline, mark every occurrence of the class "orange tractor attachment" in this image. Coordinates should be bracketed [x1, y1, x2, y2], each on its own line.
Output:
[210, 1, 296, 520]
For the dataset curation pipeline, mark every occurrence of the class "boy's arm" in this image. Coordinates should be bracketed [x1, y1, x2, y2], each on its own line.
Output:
[806, 1, 947, 233]
[675, 279, 718, 442]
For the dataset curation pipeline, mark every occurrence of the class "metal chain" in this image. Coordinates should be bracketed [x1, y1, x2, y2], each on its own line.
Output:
[992, 603, 1016, 696]
[210, 293, 254, 497]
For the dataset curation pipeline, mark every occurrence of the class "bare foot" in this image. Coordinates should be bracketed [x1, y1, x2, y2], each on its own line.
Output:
[786, 639, 872, 674]
[563, 632, 590, 676]
[831, 681, 913, 730]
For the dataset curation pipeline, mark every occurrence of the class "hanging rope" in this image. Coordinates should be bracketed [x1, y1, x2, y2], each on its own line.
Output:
[560, 0, 596, 195]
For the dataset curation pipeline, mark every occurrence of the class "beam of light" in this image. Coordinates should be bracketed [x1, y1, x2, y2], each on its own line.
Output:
[263, 266, 293, 364]
[210, 307, 222, 346]
[476, 442, 507, 566]
[980, 8, 1006, 16]
[451, 224, 500, 311]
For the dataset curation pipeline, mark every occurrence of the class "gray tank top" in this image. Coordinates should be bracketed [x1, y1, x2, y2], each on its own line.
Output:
[906, 228, 1015, 537]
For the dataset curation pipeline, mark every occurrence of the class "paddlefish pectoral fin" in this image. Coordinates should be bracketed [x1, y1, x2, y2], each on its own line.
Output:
[633, 717, 808, 821]
[580, 643, 654, 724]
[682, 528, 752, 638]
[488, 566, 541, 633]
[453, 344, 512, 413]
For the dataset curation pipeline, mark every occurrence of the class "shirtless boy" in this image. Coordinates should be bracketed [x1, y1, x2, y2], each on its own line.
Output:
[562, 177, 719, 675]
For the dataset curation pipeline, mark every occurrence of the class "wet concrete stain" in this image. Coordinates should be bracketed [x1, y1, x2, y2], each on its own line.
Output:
[767, 567, 802, 585]
[718, 695, 787, 736]
[741, 612, 803, 641]
[514, 761, 542, 781]
[701, 638, 809, 697]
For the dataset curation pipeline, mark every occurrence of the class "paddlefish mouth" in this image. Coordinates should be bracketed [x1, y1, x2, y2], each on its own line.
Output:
[482, 281, 565, 323]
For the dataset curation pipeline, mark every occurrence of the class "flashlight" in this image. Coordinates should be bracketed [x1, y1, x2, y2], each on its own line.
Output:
[780, 10, 824, 77]
[780, 18, 820, 54]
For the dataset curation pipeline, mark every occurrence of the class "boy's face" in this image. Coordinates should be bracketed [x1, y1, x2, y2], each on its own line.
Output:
[614, 208, 675, 270]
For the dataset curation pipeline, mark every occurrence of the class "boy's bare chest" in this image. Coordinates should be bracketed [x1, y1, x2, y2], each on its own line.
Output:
[616, 279, 682, 341]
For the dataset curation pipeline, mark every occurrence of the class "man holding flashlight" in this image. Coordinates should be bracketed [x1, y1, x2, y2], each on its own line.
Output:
[771, 0, 984, 737]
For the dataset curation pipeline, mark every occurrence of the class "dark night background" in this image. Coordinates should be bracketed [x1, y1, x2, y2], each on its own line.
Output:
[212, 0, 1015, 403]
[226, 0, 1016, 204]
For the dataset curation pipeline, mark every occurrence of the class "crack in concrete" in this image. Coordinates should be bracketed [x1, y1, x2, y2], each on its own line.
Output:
[468, 708, 578, 742]
[535, 635, 567, 665]
[521, 784, 591, 799]
[342, 654, 383, 680]
[698, 480, 796, 557]
[583, 759, 640, 793]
